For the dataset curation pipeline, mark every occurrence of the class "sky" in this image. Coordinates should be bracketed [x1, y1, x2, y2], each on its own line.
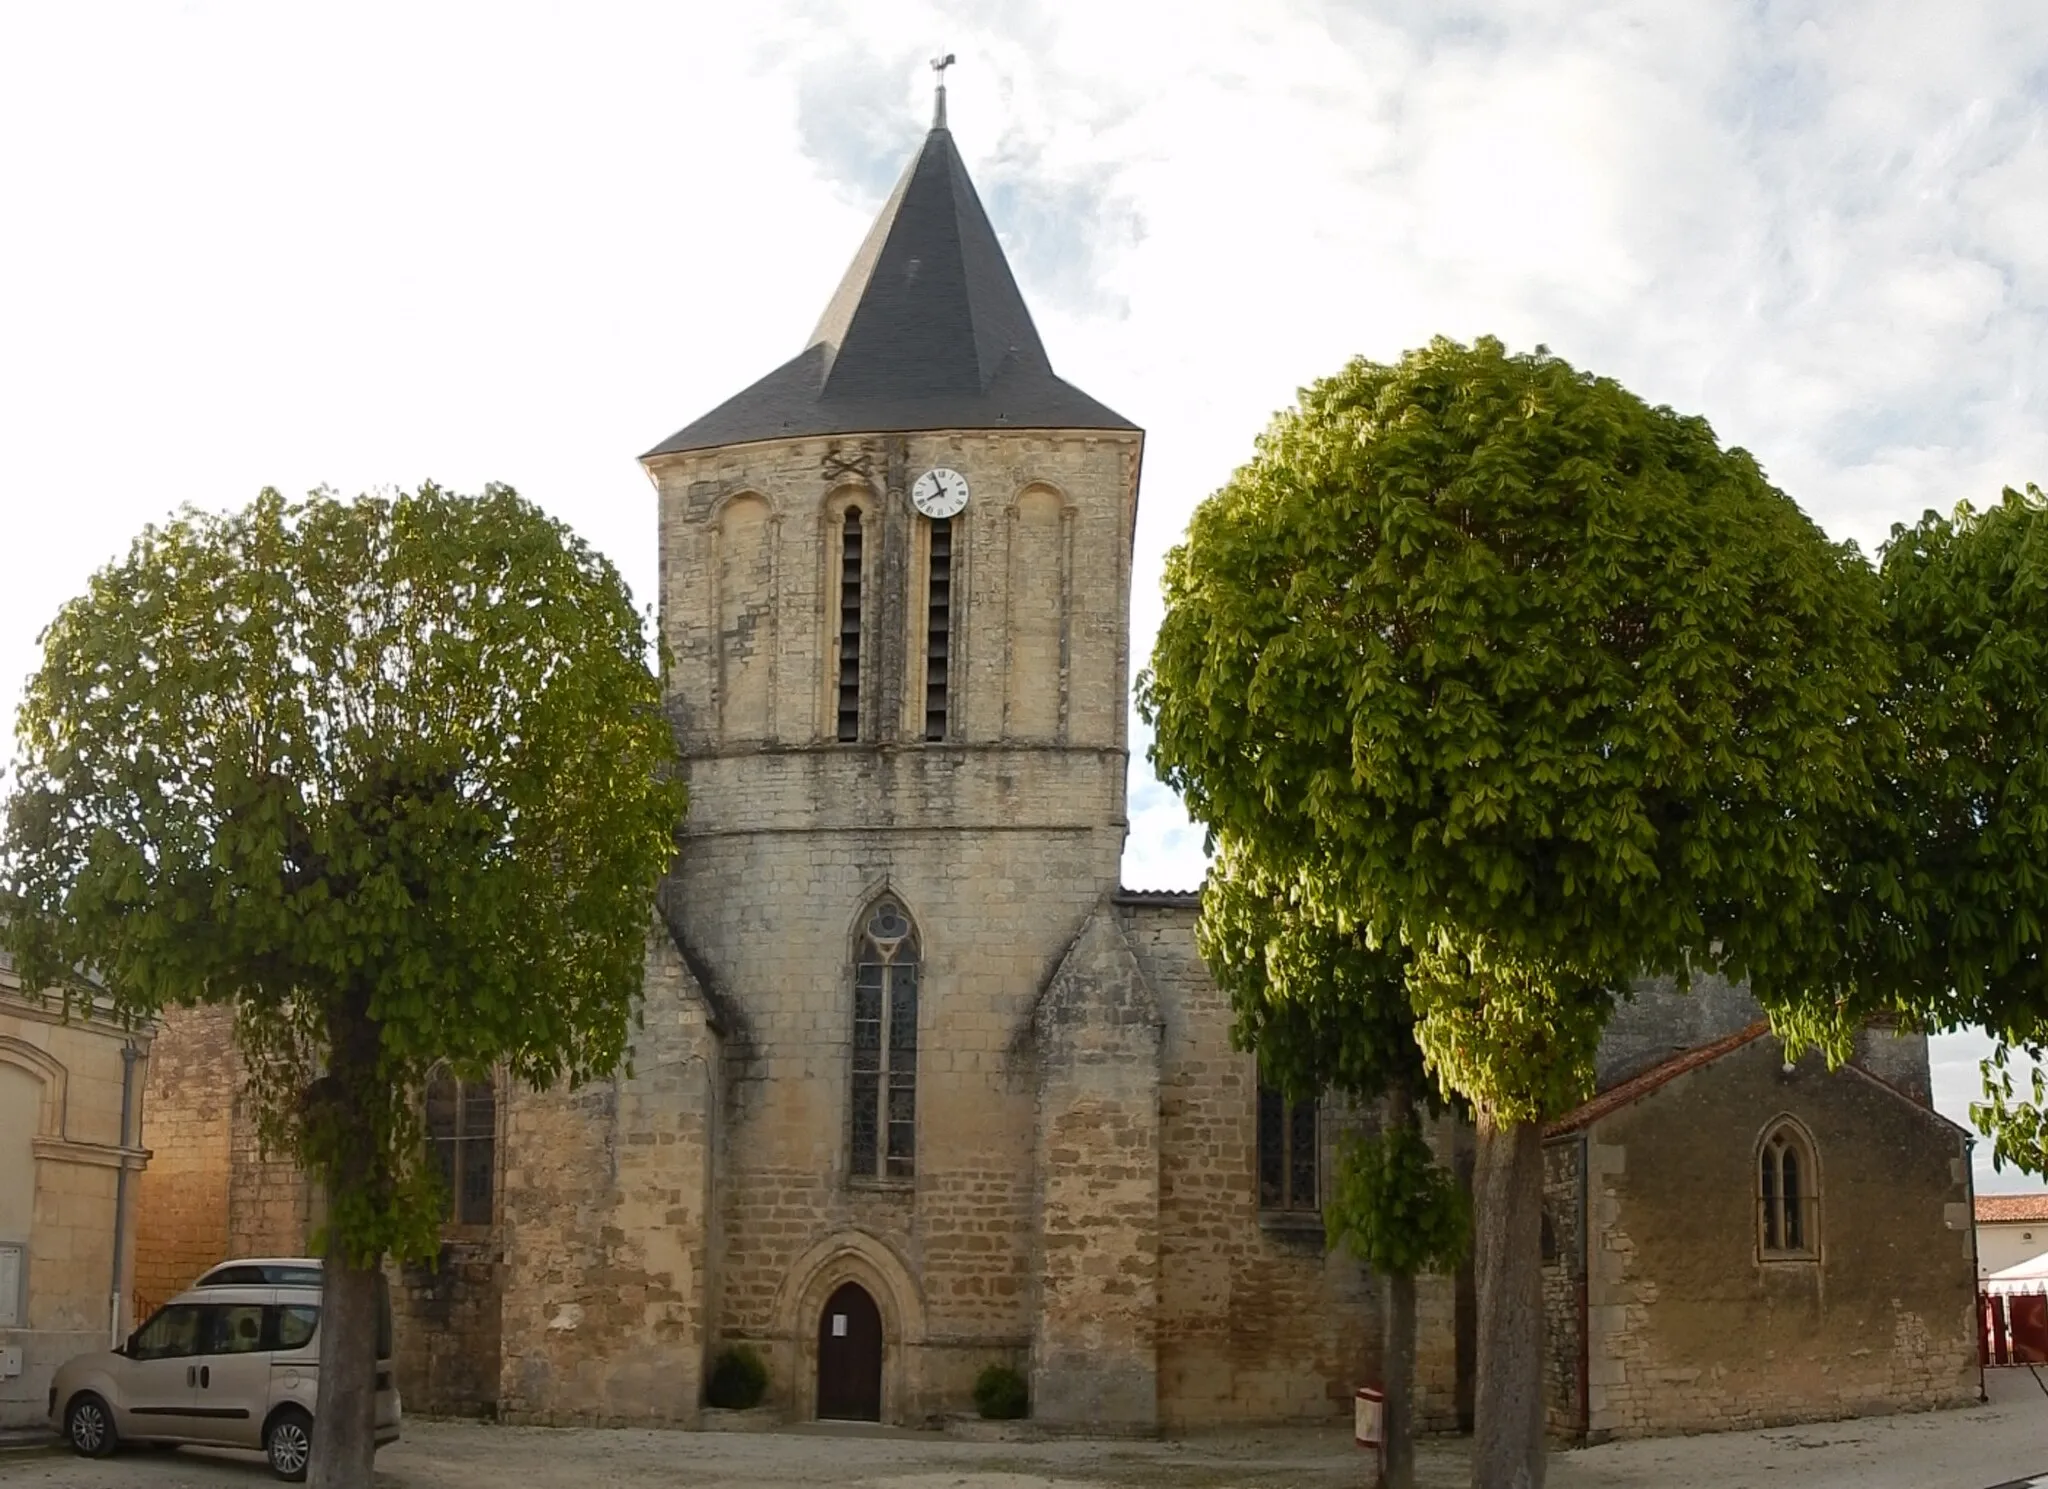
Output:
[2, 1, 2045, 1190]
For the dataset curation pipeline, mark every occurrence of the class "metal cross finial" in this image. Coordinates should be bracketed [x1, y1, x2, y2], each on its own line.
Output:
[930, 52, 956, 128]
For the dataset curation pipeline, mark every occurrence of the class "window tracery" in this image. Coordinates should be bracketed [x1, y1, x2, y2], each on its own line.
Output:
[1758, 1119, 1817, 1257]
[850, 897, 919, 1179]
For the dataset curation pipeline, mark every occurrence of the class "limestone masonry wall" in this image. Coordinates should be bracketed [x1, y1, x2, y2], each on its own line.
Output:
[498, 923, 718, 1425]
[1541, 1136, 1585, 1441]
[132, 1003, 233, 1307]
[0, 985, 153, 1429]
[1122, 901, 1381, 1430]
[1576, 1038, 1976, 1440]
[1030, 910, 1163, 1432]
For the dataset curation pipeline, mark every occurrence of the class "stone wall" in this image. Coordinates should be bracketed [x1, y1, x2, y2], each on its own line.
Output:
[132, 1004, 233, 1308]
[226, 1082, 318, 1259]
[646, 430, 1141, 763]
[134, 1004, 318, 1289]
[624, 425, 1148, 1429]
[497, 922, 719, 1425]
[141, 1006, 506, 1420]
[1576, 1038, 1976, 1439]
[1598, 973, 1763, 1088]
[1540, 1135, 1584, 1441]
[0, 980, 152, 1429]
[1029, 908, 1162, 1431]
[673, 824, 1101, 1426]
[391, 1240, 502, 1416]
[1121, 899, 1382, 1430]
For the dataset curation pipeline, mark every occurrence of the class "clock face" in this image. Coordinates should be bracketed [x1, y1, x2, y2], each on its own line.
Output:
[911, 467, 970, 519]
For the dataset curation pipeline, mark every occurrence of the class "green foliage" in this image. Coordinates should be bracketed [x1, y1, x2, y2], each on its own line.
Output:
[1880, 488, 2048, 1028]
[0, 485, 685, 1263]
[1198, 839, 1428, 1107]
[972, 1363, 1029, 1420]
[1405, 932, 1608, 1125]
[705, 1345, 768, 1410]
[1326, 1118, 1470, 1278]
[1973, 1042, 2048, 1177]
[1142, 337, 1891, 1119]
[1200, 840, 1469, 1281]
[1837, 485, 2048, 1174]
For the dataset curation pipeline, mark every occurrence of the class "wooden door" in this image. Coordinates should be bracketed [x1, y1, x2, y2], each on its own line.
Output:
[816, 1282, 883, 1420]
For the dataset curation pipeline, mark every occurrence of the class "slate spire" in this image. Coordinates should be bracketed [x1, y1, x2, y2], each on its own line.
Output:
[645, 94, 1132, 458]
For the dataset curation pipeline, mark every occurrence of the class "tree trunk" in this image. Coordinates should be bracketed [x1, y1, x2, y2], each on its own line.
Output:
[1381, 1083, 1420, 1489]
[1384, 1267, 1417, 1489]
[307, 1215, 380, 1489]
[1470, 1110, 1544, 1489]
[307, 983, 384, 1489]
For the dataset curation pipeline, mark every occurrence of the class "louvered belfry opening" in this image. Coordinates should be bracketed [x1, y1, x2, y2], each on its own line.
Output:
[837, 509, 864, 742]
[924, 518, 952, 740]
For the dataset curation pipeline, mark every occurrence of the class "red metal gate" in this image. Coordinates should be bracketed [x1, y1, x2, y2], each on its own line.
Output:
[1980, 1288, 2048, 1365]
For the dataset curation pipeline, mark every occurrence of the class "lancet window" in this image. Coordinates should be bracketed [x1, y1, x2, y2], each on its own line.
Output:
[1758, 1120, 1818, 1257]
[850, 897, 919, 1179]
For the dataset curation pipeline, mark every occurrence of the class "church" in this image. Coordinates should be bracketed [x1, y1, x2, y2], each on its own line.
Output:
[130, 88, 1980, 1443]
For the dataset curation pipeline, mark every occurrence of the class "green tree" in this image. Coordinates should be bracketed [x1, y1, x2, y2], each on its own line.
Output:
[0, 486, 684, 1489]
[1200, 839, 1466, 1489]
[1141, 338, 1889, 1487]
[1807, 487, 2048, 1175]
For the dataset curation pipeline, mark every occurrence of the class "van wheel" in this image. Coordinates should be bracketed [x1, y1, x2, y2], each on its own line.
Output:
[264, 1407, 313, 1482]
[64, 1393, 116, 1457]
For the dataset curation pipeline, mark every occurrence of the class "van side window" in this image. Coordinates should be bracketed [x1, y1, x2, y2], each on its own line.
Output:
[130, 1304, 203, 1361]
[201, 1304, 266, 1355]
[272, 1305, 318, 1351]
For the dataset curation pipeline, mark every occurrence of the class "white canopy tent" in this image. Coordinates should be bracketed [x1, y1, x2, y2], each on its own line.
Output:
[1985, 1248, 2048, 1293]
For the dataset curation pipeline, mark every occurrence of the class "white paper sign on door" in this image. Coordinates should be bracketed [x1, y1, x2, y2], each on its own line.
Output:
[831, 1314, 848, 1337]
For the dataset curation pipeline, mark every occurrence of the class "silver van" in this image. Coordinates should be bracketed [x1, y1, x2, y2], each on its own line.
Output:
[46, 1256, 401, 1481]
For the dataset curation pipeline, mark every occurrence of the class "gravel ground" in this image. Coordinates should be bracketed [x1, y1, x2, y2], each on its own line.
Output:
[2, 1375, 2041, 1489]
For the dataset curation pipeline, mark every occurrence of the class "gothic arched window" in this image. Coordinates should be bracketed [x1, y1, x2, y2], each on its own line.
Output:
[426, 1067, 496, 1226]
[850, 897, 919, 1180]
[1758, 1119, 1817, 1258]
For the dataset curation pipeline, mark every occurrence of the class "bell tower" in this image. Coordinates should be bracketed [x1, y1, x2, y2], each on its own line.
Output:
[619, 79, 1152, 1428]
[639, 86, 1142, 849]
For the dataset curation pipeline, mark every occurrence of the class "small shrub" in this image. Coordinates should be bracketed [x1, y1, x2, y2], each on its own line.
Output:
[705, 1345, 768, 1410]
[972, 1363, 1028, 1420]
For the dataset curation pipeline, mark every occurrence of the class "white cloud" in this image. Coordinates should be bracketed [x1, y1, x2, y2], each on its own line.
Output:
[2, 1, 2046, 1147]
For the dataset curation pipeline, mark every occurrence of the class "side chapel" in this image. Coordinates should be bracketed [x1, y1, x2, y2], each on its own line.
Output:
[134, 85, 1981, 1443]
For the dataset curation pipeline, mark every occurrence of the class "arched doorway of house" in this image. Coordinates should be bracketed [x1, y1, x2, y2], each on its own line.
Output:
[816, 1281, 883, 1421]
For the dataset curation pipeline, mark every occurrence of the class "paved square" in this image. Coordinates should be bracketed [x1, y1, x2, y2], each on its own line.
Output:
[2, 1378, 2041, 1489]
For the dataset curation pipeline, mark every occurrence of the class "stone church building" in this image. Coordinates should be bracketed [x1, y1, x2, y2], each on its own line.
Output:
[133, 98, 1980, 1442]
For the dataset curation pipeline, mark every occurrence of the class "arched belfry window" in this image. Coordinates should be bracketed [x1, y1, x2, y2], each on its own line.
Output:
[836, 507, 864, 742]
[850, 897, 919, 1180]
[426, 1067, 496, 1226]
[1758, 1119, 1817, 1258]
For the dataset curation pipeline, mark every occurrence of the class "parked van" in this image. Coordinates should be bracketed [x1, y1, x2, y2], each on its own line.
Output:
[46, 1256, 401, 1481]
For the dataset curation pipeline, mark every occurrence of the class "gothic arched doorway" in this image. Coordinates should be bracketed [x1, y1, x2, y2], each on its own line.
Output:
[816, 1281, 883, 1421]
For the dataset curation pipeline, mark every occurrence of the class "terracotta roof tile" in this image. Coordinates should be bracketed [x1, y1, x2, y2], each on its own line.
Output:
[1977, 1194, 2048, 1224]
[1545, 1021, 1774, 1137]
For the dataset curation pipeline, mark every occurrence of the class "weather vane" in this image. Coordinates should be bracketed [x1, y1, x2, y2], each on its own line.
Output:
[931, 51, 956, 128]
